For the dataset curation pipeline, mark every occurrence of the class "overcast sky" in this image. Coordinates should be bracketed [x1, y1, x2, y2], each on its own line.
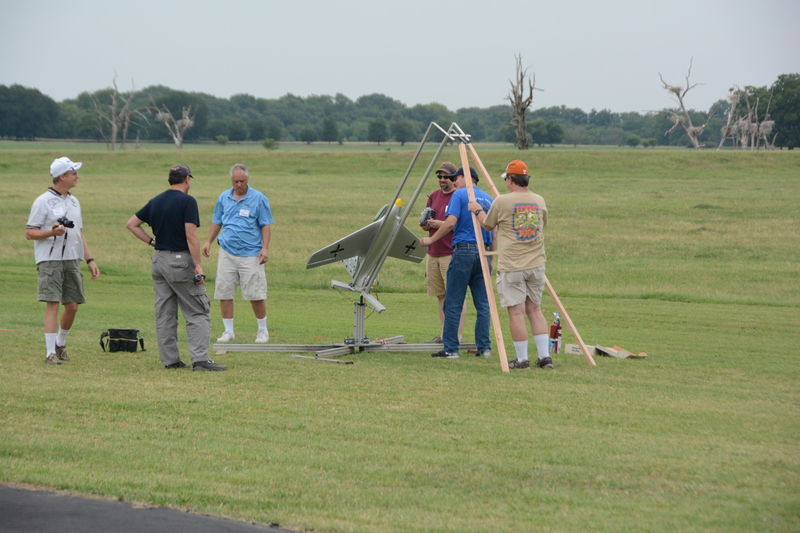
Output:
[1, 0, 797, 113]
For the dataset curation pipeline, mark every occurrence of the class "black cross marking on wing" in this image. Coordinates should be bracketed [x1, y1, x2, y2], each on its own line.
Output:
[404, 241, 417, 255]
[329, 244, 345, 258]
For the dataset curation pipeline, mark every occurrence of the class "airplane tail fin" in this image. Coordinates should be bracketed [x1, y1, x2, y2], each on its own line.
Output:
[387, 225, 426, 263]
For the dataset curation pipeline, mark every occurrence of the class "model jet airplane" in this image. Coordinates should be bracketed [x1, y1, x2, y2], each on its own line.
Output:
[306, 198, 425, 312]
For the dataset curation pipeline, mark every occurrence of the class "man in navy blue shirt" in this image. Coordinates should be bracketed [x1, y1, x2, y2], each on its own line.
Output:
[420, 167, 493, 359]
[202, 164, 273, 343]
[126, 164, 226, 371]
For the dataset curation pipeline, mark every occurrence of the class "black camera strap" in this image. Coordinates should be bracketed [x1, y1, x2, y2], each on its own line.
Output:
[45, 189, 73, 259]
[48, 229, 67, 258]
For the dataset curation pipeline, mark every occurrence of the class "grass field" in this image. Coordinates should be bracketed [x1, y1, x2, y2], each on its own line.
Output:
[1, 144, 798, 532]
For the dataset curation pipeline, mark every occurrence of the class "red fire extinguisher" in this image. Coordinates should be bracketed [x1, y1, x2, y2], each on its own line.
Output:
[549, 312, 562, 354]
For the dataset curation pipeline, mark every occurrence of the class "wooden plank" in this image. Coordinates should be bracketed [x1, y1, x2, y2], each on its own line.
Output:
[458, 143, 509, 373]
[545, 279, 596, 366]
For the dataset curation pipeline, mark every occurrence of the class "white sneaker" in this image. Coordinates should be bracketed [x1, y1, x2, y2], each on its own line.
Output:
[216, 331, 235, 343]
[255, 330, 269, 343]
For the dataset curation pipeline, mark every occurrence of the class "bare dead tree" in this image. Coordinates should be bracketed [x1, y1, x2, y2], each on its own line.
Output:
[716, 88, 741, 151]
[154, 104, 194, 149]
[508, 54, 537, 150]
[91, 76, 144, 151]
[756, 91, 776, 150]
[659, 58, 712, 149]
[119, 96, 146, 149]
[745, 94, 759, 148]
[717, 86, 775, 150]
[92, 93, 117, 150]
[758, 119, 776, 149]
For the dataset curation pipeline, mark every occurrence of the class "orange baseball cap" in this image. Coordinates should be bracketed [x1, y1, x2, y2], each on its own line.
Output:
[501, 160, 528, 178]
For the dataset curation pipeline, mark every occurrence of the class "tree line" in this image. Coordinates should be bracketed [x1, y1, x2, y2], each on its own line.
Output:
[1, 73, 798, 148]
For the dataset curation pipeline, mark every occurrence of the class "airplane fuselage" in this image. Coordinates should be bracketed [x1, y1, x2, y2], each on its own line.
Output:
[307, 198, 425, 312]
[351, 202, 402, 292]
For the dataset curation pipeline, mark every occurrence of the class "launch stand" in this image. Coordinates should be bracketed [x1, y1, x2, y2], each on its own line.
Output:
[214, 121, 593, 368]
[214, 122, 480, 364]
[213, 295, 476, 363]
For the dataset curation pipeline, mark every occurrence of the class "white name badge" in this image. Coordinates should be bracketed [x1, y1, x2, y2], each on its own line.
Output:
[239, 209, 250, 217]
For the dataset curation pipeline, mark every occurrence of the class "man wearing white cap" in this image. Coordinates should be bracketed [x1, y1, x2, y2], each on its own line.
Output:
[26, 157, 100, 365]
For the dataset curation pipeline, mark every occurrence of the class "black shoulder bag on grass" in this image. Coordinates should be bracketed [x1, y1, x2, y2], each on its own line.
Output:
[100, 329, 146, 352]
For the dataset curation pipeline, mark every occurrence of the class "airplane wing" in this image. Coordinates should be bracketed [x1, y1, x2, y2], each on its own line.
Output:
[387, 225, 426, 263]
[306, 220, 381, 269]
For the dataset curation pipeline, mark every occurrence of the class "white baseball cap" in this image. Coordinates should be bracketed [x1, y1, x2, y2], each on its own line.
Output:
[50, 157, 82, 178]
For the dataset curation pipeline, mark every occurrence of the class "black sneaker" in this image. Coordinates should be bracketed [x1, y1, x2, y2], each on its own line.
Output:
[508, 359, 530, 369]
[431, 350, 459, 359]
[192, 360, 228, 371]
[536, 356, 554, 369]
[164, 360, 188, 369]
[55, 345, 70, 361]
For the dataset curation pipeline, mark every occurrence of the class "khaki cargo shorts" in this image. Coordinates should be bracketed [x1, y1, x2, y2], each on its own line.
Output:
[426, 254, 451, 298]
[496, 265, 546, 308]
[37, 259, 85, 303]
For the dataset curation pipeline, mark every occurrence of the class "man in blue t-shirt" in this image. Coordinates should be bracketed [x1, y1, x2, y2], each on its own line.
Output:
[202, 163, 274, 344]
[126, 164, 225, 371]
[420, 167, 493, 359]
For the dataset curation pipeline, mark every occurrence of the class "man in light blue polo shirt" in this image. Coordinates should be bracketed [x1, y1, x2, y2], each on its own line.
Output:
[202, 163, 273, 343]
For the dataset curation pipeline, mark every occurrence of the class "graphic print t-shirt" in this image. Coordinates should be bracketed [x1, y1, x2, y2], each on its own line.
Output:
[484, 190, 547, 272]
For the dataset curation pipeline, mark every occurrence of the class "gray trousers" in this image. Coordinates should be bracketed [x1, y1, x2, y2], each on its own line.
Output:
[151, 250, 211, 365]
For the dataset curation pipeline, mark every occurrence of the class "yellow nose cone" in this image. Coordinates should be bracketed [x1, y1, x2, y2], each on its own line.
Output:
[395, 198, 403, 207]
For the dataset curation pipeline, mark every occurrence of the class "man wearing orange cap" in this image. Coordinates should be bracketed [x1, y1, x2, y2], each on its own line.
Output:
[469, 160, 552, 369]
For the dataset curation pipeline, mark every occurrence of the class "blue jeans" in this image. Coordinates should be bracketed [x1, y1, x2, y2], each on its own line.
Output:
[443, 244, 490, 354]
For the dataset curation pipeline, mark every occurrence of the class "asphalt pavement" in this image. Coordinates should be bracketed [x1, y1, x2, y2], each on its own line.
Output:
[0, 484, 295, 533]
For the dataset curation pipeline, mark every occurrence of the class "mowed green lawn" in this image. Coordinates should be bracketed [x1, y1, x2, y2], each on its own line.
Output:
[0, 144, 798, 532]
